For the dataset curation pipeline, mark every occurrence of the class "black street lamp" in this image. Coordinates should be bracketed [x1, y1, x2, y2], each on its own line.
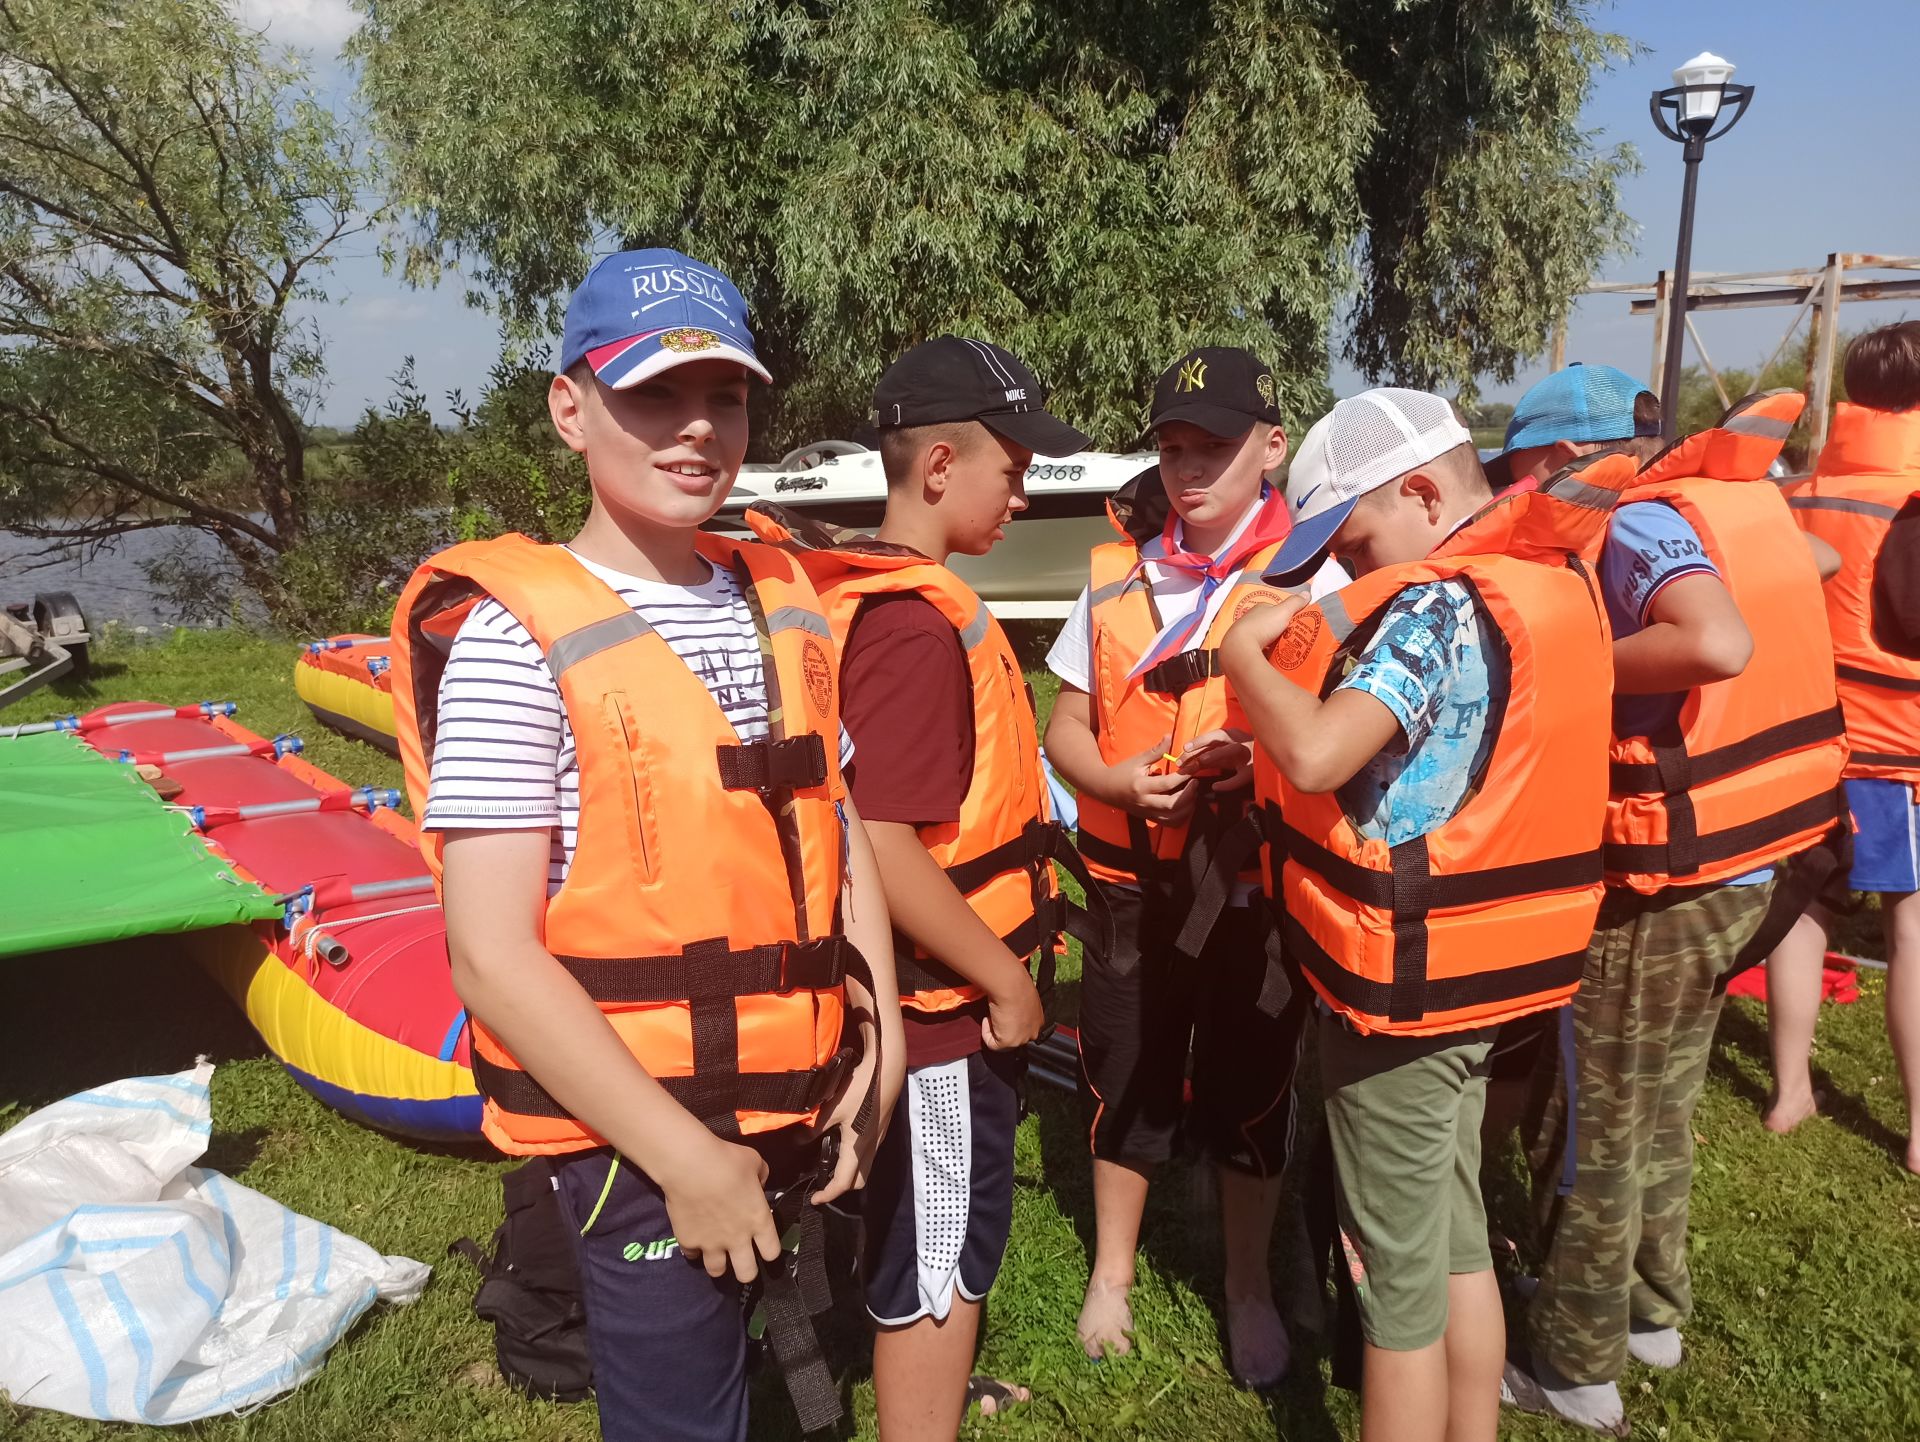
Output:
[1650, 52, 1754, 437]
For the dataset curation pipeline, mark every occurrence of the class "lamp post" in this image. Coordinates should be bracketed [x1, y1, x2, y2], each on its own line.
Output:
[1650, 52, 1754, 437]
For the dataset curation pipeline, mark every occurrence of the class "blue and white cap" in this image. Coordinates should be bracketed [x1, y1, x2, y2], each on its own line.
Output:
[557, 248, 771, 388]
[1268, 388, 1474, 576]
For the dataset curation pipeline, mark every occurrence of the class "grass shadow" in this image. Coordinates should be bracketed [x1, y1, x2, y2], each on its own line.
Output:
[1710, 1000, 1909, 1165]
[0, 936, 264, 1110]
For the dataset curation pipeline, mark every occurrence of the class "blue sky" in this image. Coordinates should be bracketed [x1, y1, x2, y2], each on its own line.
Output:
[262, 0, 1920, 429]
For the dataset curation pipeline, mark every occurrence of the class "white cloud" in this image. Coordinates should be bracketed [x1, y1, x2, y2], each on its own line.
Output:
[230, 0, 358, 53]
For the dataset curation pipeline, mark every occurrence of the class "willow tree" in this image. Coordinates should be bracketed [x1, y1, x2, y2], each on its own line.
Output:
[0, 0, 377, 621]
[355, 0, 1635, 449]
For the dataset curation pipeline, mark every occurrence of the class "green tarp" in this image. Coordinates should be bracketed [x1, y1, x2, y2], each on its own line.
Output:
[0, 733, 282, 958]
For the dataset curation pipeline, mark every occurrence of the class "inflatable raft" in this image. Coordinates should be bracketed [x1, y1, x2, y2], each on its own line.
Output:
[295, 635, 398, 752]
[73, 701, 479, 1141]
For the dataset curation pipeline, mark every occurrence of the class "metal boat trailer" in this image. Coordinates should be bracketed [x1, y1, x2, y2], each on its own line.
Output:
[1, 591, 91, 708]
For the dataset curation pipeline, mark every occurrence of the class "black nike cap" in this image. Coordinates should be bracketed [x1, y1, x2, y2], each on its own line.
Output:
[1150, 346, 1285, 437]
[873, 336, 1091, 457]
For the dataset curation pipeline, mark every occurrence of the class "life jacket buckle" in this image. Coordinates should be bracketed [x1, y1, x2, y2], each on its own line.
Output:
[1141, 648, 1223, 696]
[775, 936, 850, 994]
[716, 733, 829, 794]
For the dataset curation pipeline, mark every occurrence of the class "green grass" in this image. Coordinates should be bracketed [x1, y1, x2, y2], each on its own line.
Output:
[4, 628, 1919, 1441]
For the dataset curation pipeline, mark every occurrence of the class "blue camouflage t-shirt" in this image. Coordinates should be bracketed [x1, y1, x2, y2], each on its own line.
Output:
[1334, 580, 1510, 846]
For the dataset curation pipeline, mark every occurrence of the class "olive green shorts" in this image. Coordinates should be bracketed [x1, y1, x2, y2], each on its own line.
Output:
[1319, 1010, 1497, 1352]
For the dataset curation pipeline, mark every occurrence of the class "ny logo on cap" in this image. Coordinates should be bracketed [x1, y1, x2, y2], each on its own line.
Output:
[1177, 357, 1208, 392]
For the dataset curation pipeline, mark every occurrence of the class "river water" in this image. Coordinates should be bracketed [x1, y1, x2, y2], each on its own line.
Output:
[0, 527, 244, 630]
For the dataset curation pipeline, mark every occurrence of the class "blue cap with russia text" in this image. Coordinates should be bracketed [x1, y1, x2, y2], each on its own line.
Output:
[557, 248, 772, 389]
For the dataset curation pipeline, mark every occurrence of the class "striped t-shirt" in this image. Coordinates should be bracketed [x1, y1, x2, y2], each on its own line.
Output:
[421, 549, 851, 894]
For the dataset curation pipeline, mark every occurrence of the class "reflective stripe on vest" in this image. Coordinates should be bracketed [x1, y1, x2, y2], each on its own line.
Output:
[1079, 532, 1292, 888]
[1786, 402, 1920, 782]
[744, 506, 1067, 1015]
[1604, 391, 1850, 891]
[390, 532, 852, 1155]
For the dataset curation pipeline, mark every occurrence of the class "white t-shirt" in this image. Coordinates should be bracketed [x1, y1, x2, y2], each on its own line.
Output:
[1045, 513, 1346, 693]
[422, 549, 852, 895]
[1044, 510, 1344, 904]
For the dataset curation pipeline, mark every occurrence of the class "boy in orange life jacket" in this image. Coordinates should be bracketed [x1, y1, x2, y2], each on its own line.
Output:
[1769, 321, 1920, 1173]
[771, 337, 1091, 1437]
[1490, 370, 1845, 1434]
[1223, 390, 1579, 1442]
[1044, 348, 1333, 1386]
[394, 250, 905, 1442]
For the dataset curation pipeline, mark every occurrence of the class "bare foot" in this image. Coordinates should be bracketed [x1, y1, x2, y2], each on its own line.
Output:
[1077, 1277, 1134, 1359]
[967, 1376, 1031, 1418]
[1763, 1090, 1820, 1134]
[1905, 1137, 1920, 1176]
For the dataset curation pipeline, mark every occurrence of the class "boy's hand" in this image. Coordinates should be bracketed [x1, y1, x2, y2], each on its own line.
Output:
[982, 969, 1045, 1051]
[657, 1133, 781, 1284]
[811, 1022, 888, 1207]
[1179, 727, 1255, 793]
[1105, 733, 1198, 822]
[1222, 593, 1308, 666]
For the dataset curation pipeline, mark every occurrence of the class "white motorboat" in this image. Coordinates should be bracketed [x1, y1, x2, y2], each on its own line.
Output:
[715, 443, 1156, 619]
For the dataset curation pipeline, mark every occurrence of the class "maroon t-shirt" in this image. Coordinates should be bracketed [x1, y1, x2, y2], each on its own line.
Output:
[841, 592, 987, 1066]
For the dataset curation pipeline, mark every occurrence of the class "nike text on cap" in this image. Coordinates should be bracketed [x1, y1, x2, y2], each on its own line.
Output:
[872, 336, 1091, 457]
[1267, 388, 1475, 576]
[557, 247, 771, 389]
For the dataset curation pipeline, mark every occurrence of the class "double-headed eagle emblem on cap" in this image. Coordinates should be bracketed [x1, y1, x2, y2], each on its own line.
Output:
[659, 328, 722, 353]
[1256, 373, 1276, 409]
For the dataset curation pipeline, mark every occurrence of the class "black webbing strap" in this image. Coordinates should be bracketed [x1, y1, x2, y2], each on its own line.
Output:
[1851, 749, 1920, 771]
[1837, 663, 1920, 693]
[922, 817, 1112, 985]
[1141, 647, 1224, 696]
[894, 917, 1041, 997]
[1167, 805, 1293, 1019]
[1608, 705, 1846, 792]
[716, 734, 829, 793]
[1602, 787, 1850, 878]
[555, 935, 853, 1003]
[1388, 837, 1434, 1025]
[1173, 807, 1269, 959]
[471, 1052, 850, 1128]
[1282, 913, 1586, 1022]
[941, 819, 1055, 897]
[1033, 819, 1114, 961]
[1716, 799, 1854, 995]
[1271, 818, 1602, 910]
[758, 1176, 841, 1432]
[1175, 805, 1603, 957]
[1076, 825, 1153, 878]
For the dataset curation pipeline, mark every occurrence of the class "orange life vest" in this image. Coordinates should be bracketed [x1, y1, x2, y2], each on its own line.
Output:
[1250, 451, 1631, 1035]
[1603, 392, 1850, 893]
[746, 505, 1083, 1015]
[390, 533, 858, 1156]
[1785, 402, 1920, 782]
[1079, 475, 1296, 891]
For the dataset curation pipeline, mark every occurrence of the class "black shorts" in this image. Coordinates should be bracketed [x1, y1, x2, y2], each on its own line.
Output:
[1077, 880, 1311, 1176]
[860, 1047, 1024, 1325]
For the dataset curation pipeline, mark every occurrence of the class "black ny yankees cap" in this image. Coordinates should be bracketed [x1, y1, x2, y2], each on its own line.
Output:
[1150, 347, 1285, 436]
